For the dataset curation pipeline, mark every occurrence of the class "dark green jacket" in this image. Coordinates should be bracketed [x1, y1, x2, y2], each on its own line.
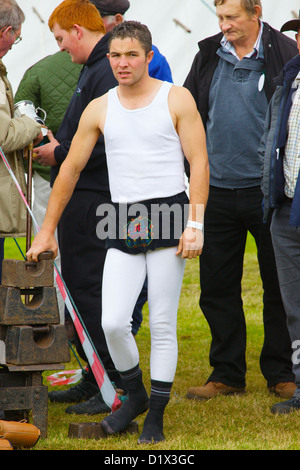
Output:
[15, 51, 81, 181]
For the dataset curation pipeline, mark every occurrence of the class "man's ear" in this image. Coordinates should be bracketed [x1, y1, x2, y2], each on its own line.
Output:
[0, 25, 12, 39]
[252, 5, 262, 22]
[147, 49, 154, 64]
[115, 14, 123, 25]
[72, 24, 83, 39]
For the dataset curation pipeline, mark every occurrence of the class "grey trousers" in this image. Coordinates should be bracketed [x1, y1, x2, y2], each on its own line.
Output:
[271, 199, 300, 396]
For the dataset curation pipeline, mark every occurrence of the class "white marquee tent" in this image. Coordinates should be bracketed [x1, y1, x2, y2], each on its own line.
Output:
[3, 0, 300, 94]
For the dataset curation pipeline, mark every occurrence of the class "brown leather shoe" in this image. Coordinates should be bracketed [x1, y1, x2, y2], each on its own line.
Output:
[268, 382, 296, 399]
[186, 381, 245, 400]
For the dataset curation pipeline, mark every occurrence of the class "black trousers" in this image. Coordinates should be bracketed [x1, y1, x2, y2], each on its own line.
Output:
[58, 190, 116, 380]
[199, 186, 294, 388]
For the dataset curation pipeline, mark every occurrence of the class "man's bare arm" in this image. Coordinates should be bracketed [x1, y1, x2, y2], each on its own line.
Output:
[170, 86, 209, 259]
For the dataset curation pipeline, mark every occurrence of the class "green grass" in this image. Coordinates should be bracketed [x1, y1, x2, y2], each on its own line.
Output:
[3, 236, 300, 450]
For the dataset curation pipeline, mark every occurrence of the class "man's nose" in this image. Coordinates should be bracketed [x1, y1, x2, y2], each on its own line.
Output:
[220, 20, 232, 32]
[119, 55, 128, 67]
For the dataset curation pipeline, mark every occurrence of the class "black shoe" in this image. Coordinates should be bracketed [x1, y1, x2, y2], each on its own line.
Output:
[65, 392, 111, 415]
[48, 380, 99, 403]
[271, 396, 300, 415]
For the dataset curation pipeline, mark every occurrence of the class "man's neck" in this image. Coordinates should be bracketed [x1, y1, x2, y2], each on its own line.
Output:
[117, 75, 161, 110]
[81, 32, 104, 63]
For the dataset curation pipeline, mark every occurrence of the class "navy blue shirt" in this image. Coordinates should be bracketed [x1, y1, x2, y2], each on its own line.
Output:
[52, 34, 117, 192]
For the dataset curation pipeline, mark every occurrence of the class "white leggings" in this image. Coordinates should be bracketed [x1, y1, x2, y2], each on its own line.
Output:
[102, 247, 186, 382]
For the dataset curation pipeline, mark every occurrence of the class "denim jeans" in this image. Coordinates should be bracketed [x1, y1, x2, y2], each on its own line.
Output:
[199, 186, 294, 388]
[271, 199, 300, 392]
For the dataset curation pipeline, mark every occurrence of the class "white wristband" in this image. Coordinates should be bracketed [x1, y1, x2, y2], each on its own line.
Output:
[187, 220, 203, 231]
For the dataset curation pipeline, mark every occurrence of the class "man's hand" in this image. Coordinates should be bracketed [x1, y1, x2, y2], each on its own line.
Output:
[26, 230, 58, 263]
[33, 130, 59, 166]
[176, 226, 204, 259]
[32, 129, 45, 147]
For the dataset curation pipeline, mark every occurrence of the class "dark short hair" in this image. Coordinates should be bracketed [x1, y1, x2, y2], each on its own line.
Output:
[108, 20, 152, 55]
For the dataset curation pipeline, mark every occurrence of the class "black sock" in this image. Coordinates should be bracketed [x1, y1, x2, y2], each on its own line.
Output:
[100, 364, 149, 434]
[138, 380, 172, 444]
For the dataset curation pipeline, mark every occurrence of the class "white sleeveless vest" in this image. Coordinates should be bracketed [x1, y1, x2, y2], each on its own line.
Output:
[104, 81, 186, 203]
